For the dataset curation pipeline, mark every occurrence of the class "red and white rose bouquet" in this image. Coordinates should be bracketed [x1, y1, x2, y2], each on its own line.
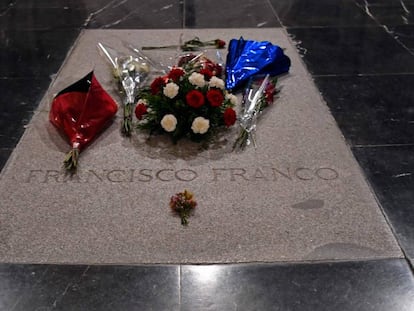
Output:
[135, 54, 237, 143]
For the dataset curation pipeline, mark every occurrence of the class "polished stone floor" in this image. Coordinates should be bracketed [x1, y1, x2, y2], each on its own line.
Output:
[1, 0, 414, 310]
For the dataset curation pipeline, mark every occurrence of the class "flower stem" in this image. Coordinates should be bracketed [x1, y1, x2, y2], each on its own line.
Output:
[63, 147, 79, 172]
[121, 103, 133, 136]
[180, 210, 189, 226]
[233, 129, 249, 151]
[141, 45, 179, 50]
[181, 215, 188, 226]
[141, 37, 225, 51]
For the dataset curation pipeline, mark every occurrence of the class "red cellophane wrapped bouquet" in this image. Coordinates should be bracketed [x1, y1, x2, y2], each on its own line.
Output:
[49, 71, 118, 172]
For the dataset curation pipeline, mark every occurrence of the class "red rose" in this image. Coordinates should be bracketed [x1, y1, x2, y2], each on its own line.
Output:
[199, 69, 213, 80]
[135, 102, 148, 120]
[186, 90, 205, 108]
[215, 39, 226, 49]
[265, 81, 277, 104]
[206, 89, 224, 107]
[150, 77, 165, 95]
[213, 64, 223, 77]
[168, 67, 185, 82]
[178, 54, 196, 67]
[200, 58, 223, 77]
[223, 108, 236, 127]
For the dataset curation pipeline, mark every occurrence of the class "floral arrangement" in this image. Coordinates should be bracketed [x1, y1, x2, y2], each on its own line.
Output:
[135, 54, 237, 143]
[114, 56, 150, 136]
[233, 74, 279, 150]
[47, 36, 289, 177]
[170, 189, 197, 225]
[97, 43, 152, 137]
[49, 71, 118, 172]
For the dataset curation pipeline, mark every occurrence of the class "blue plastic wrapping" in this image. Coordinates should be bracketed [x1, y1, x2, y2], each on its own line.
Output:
[225, 37, 291, 90]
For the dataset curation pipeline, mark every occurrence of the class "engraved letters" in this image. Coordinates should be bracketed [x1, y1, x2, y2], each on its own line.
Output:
[25, 166, 339, 184]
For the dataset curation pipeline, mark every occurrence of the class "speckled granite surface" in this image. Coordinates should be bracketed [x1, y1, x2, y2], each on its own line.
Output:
[0, 29, 402, 264]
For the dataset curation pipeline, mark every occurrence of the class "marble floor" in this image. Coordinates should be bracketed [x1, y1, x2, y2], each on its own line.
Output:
[1, 0, 414, 310]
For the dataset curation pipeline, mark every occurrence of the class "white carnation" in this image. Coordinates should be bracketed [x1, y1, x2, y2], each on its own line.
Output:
[163, 82, 179, 99]
[160, 114, 177, 132]
[137, 98, 148, 105]
[188, 72, 205, 88]
[225, 93, 238, 105]
[191, 116, 210, 134]
[209, 76, 225, 89]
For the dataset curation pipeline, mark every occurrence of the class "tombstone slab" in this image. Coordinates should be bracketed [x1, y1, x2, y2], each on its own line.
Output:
[0, 29, 402, 264]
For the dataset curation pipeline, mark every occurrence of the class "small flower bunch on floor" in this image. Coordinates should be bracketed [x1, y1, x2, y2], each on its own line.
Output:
[135, 54, 237, 143]
[170, 190, 197, 226]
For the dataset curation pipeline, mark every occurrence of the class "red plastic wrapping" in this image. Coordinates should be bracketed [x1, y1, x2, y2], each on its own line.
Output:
[50, 71, 118, 153]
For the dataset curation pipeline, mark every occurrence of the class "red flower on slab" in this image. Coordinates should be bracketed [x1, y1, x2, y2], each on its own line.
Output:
[215, 39, 226, 48]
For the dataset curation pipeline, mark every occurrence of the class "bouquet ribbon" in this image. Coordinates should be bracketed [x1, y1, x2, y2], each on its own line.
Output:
[225, 37, 291, 90]
[50, 71, 118, 171]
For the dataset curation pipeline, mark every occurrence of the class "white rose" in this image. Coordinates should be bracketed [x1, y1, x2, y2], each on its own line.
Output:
[163, 82, 179, 99]
[191, 116, 210, 134]
[160, 114, 177, 132]
[225, 93, 238, 105]
[188, 72, 205, 88]
[209, 76, 225, 89]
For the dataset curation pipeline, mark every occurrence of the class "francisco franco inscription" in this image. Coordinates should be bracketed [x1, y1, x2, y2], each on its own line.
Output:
[25, 167, 339, 184]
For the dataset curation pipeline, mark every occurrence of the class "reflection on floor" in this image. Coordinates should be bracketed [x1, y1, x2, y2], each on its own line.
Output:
[1, 0, 414, 309]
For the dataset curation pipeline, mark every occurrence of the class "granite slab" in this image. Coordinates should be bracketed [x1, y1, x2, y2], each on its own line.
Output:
[0, 29, 402, 264]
